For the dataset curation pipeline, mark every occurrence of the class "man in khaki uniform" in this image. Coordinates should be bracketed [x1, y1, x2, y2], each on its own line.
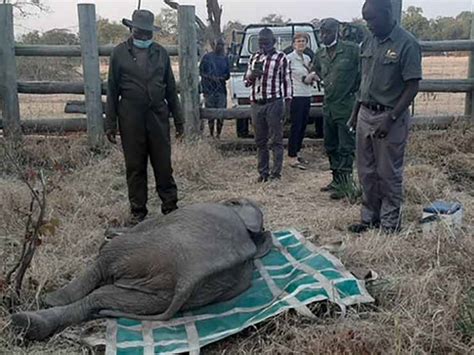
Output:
[311, 18, 360, 199]
[348, 0, 422, 233]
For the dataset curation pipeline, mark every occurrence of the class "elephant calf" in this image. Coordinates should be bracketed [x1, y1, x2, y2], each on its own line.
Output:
[11, 199, 272, 341]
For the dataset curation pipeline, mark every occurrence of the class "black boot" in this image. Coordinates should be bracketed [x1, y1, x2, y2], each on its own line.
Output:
[320, 171, 339, 192]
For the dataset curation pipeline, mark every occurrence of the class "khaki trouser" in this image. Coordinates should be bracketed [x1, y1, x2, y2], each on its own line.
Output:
[356, 106, 410, 229]
[251, 99, 284, 178]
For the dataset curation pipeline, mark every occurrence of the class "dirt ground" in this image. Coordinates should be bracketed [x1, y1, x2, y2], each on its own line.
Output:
[0, 122, 473, 354]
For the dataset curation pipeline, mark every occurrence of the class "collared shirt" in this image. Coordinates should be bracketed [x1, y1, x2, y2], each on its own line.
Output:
[358, 24, 422, 108]
[199, 52, 230, 95]
[287, 50, 313, 97]
[244, 50, 293, 101]
[105, 38, 183, 131]
[312, 40, 360, 119]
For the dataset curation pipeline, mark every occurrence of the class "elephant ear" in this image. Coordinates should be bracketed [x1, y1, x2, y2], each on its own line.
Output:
[224, 198, 264, 233]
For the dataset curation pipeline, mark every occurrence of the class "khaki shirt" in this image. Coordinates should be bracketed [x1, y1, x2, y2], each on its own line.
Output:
[358, 25, 422, 108]
[312, 41, 360, 120]
[105, 38, 183, 131]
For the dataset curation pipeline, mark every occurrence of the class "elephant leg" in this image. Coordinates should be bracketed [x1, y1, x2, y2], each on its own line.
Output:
[12, 285, 173, 340]
[44, 261, 104, 307]
[99, 278, 195, 321]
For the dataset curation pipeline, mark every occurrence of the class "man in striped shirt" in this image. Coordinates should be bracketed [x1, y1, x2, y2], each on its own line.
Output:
[244, 28, 293, 182]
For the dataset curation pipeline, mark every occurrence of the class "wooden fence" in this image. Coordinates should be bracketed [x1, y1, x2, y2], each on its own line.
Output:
[0, 2, 473, 147]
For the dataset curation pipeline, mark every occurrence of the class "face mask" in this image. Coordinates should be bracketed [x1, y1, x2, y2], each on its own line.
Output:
[133, 39, 153, 49]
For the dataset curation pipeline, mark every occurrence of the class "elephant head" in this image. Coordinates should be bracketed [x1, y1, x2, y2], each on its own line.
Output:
[223, 198, 272, 258]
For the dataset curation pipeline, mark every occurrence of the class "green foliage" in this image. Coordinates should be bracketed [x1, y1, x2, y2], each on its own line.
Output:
[97, 17, 129, 45]
[16, 29, 81, 81]
[402, 7, 472, 41]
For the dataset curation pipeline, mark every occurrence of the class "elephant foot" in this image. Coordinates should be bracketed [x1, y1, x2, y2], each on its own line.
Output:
[11, 310, 60, 341]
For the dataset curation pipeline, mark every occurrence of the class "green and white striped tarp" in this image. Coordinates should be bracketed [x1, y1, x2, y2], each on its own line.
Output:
[105, 229, 374, 355]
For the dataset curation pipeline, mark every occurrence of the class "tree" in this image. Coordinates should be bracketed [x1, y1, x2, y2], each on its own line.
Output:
[260, 14, 290, 25]
[16, 29, 81, 81]
[223, 20, 244, 44]
[402, 6, 432, 40]
[154, 8, 178, 44]
[97, 18, 129, 45]
[9, 0, 47, 17]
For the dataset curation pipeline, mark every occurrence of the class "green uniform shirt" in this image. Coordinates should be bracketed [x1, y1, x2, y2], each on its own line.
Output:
[358, 25, 422, 108]
[312, 40, 360, 120]
[105, 38, 183, 131]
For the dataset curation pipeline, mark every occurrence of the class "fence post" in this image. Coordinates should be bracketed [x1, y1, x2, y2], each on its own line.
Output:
[391, 0, 402, 24]
[178, 5, 201, 138]
[78, 3, 104, 148]
[0, 4, 21, 141]
[465, 11, 474, 123]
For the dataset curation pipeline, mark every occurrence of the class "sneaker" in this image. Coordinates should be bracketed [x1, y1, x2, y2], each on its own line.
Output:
[330, 190, 346, 200]
[269, 174, 281, 181]
[127, 213, 146, 226]
[297, 156, 309, 165]
[257, 175, 269, 183]
[290, 162, 307, 170]
[348, 222, 380, 234]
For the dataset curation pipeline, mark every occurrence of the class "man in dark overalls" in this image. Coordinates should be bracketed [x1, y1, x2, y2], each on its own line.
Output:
[105, 9, 184, 224]
[348, 0, 422, 233]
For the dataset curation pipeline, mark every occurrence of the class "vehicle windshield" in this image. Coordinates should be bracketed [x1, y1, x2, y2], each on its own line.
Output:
[248, 33, 313, 53]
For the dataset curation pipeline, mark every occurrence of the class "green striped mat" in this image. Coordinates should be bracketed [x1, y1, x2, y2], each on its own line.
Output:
[105, 229, 374, 355]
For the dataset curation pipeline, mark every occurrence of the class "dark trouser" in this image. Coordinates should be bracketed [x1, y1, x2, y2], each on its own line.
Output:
[237, 118, 250, 137]
[324, 109, 355, 175]
[356, 106, 410, 229]
[288, 96, 311, 158]
[251, 99, 284, 178]
[204, 92, 227, 137]
[118, 99, 178, 216]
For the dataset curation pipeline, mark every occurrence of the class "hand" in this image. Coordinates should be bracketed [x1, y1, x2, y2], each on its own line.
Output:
[373, 112, 394, 139]
[175, 125, 184, 140]
[347, 113, 358, 132]
[304, 72, 319, 85]
[105, 129, 117, 144]
[249, 69, 263, 80]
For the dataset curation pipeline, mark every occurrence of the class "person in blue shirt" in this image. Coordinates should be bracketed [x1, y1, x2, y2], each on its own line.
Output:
[199, 38, 231, 139]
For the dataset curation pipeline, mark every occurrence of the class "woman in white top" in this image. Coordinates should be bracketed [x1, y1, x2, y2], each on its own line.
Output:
[286, 33, 315, 170]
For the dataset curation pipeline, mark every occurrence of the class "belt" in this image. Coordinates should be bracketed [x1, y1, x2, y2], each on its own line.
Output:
[253, 97, 280, 105]
[362, 102, 391, 112]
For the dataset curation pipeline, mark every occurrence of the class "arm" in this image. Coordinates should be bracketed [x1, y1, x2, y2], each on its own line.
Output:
[282, 55, 293, 100]
[105, 49, 121, 143]
[244, 54, 254, 85]
[374, 41, 422, 138]
[164, 54, 184, 135]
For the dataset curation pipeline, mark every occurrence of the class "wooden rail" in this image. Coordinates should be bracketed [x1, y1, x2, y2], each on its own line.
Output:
[14, 44, 179, 57]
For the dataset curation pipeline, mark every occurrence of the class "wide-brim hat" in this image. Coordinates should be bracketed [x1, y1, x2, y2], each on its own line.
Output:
[122, 9, 161, 32]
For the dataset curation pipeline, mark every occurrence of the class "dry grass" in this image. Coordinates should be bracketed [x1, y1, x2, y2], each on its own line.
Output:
[1, 123, 473, 354]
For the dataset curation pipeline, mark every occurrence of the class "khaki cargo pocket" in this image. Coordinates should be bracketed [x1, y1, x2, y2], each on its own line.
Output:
[387, 115, 408, 145]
